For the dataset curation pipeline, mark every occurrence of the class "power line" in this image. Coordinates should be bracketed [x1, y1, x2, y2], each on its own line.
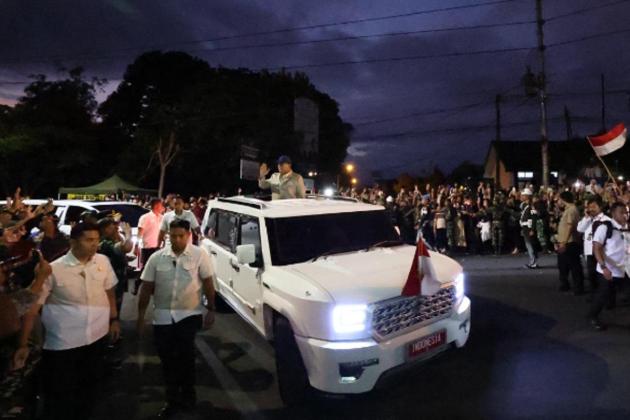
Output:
[350, 82, 524, 127]
[547, 27, 630, 49]
[547, 0, 630, 22]
[2, 0, 523, 64]
[352, 100, 494, 127]
[266, 45, 534, 71]
[2, 20, 536, 66]
[20, 20, 537, 65]
[352, 113, 591, 143]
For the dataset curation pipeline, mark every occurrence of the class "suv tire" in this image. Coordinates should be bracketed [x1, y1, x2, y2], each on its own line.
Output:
[274, 315, 311, 406]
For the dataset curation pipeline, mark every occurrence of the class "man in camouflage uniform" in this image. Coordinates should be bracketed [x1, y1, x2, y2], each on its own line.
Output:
[490, 191, 507, 255]
[532, 194, 550, 253]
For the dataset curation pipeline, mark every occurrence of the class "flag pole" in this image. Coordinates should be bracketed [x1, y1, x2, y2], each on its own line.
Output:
[587, 137, 620, 194]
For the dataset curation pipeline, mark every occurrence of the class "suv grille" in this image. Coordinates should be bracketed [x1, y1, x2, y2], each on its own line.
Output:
[370, 286, 456, 340]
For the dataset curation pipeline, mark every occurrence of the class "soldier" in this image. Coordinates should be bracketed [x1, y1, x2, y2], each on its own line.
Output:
[490, 191, 507, 256]
[258, 155, 306, 200]
[532, 194, 550, 254]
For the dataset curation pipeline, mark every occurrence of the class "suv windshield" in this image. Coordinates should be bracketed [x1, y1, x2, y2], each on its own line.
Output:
[266, 210, 400, 266]
[92, 204, 149, 227]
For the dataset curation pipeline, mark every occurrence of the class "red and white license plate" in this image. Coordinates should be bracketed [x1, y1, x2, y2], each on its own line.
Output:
[408, 330, 447, 359]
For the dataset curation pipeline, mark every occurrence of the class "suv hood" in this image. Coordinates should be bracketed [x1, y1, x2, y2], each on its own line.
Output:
[286, 245, 462, 305]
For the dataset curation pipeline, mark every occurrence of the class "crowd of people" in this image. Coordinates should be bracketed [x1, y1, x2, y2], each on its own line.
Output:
[0, 190, 215, 419]
[338, 179, 630, 258]
[2, 154, 630, 418]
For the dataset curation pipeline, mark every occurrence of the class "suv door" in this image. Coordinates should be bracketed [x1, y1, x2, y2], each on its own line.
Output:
[203, 209, 240, 309]
[231, 214, 265, 332]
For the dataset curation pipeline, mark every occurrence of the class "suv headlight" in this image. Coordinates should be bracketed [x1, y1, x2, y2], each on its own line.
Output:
[332, 304, 368, 334]
[455, 273, 465, 304]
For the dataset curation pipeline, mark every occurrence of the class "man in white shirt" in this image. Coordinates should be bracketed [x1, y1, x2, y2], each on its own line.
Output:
[158, 195, 201, 246]
[137, 219, 216, 418]
[577, 195, 610, 295]
[13, 222, 120, 420]
[588, 202, 628, 331]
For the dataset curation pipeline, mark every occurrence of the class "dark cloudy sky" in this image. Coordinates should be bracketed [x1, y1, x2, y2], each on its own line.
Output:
[1, 0, 629, 181]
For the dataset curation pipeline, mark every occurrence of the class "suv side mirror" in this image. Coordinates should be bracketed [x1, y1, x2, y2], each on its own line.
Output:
[236, 244, 256, 266]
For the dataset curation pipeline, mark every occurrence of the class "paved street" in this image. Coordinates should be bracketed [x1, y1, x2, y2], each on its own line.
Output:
[93, 254, 630, 420]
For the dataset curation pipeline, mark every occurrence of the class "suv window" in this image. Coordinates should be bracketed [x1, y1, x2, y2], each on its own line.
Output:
[239, 216, 262, 265]
[214, 210, 238, 252]
[266, 210, 399, 266]
[64, 205, 86, 224]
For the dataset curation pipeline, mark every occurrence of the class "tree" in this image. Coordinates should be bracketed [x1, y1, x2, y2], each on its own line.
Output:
[0, 68, 105, 196]
[100, 52, 351, 196]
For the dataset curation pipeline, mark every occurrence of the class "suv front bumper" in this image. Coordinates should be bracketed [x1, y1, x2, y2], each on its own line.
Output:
[294, 296, 471, 394]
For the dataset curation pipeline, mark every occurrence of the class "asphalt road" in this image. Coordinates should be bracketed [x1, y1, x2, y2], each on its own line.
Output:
[92, 254, 630, 420]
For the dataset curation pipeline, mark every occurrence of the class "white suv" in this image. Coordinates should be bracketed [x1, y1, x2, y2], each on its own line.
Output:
[200, 196, 471, 405]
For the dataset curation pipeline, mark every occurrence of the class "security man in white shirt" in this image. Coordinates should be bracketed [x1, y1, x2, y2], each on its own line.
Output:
[158, 195, 201, 247]
[13, 222, 120, 420]
[577, 195, 610, 295]
[588, 201, 628, 331]
[137, 219, 216, 418]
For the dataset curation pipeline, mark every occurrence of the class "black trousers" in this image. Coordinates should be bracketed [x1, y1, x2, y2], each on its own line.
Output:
[558, 242, 584, 292]
[588, 273, 625, 320]
[141, 247, 160, 268]
[586, 255, 598, 291]
[154, 314, 202, 405]
[42, 336, 107, 420]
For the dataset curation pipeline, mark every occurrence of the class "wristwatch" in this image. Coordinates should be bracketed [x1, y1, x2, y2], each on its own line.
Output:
[599, 262, 608, 271]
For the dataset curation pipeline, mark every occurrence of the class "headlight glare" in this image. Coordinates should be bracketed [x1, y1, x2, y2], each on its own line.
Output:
[332, 304, 368, 333]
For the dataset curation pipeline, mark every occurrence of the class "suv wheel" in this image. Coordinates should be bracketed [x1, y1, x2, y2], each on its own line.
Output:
[273, 315, 311, 405]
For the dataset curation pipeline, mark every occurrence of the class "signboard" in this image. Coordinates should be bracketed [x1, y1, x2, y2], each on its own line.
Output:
[240, 158, 260, 181]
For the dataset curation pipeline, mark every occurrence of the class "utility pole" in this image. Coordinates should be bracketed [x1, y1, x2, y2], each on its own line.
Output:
[495, 94, 502, 189]
[563, 105, 573, 140]
[535, 0, 550, 188]
[601, 73, 607, 132]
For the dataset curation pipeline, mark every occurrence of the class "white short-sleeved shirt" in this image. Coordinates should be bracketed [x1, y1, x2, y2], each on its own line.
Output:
[161, 210, 200, 244]
[140, 244, 214, 325]
[138, 211, 163, 248]
[593, 219, 626, 278]
[38, 252, 118, 350]
[578, 213, 611, 256]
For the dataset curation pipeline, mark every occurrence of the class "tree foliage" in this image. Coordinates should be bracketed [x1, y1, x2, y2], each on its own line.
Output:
[0, 53, 350, 197]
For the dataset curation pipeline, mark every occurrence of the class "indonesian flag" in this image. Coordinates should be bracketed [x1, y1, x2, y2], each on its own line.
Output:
[401, 239, 441, 297]
[588, 123, 627, 156]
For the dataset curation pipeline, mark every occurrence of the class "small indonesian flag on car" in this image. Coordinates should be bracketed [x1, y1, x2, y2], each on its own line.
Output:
[587, 123, 627, 156]
[401, 239, 441, 297]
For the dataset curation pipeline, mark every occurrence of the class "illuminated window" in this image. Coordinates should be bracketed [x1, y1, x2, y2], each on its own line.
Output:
[517, 171, 534, 179]
[551, 171, 559, 178]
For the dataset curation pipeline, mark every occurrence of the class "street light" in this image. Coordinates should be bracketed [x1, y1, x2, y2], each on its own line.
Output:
[351, 178, 358, 186]
[337, 163, 357, 190]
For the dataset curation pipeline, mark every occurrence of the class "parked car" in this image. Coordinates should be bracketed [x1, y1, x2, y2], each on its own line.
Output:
[200, 196, 471, 405]
[1, 199, 148, 271]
